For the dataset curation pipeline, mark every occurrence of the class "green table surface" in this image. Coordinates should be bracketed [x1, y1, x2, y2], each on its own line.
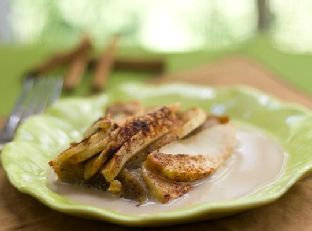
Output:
[1, 35, 312, 117]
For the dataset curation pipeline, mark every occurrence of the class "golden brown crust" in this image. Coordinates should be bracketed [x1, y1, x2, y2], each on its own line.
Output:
[125, 132, 179, 169]
[125, 108, 207, 168]
[84, 105, 179, 180]
[83, 151, 110, 180]
[49, 101, 235, 205]
[49, 117, 116, 181]
[142, 164, 191, 204]
[69, 128, 114, 164]
[145, 152, 216, 182]
[51, 116, 115, 166]
[83, 117, 149, 180]
[82, 115, 113, 138]
[102, 105, 179, 182]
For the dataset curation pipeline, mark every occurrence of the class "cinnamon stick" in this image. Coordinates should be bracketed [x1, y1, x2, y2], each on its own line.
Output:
[62, 36, 92, 91]
[92, 36, 118, 92]
[88, 57, 165, 73]
[113, 58, 165, 73]
[31, 37, 92, 76]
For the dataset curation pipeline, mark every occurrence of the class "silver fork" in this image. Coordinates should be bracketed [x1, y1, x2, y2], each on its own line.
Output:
[0, 76, 63, 149]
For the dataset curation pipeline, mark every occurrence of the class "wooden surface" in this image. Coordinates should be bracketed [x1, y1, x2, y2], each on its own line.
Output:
[1, 56, 312, 231]
[154, 56, 312, 108]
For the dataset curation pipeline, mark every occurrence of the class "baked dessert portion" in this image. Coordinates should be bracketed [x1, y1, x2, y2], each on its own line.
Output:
[142, 164, 192, 204]
[145, 152, 216, 182]
[49, 101, 236, 204]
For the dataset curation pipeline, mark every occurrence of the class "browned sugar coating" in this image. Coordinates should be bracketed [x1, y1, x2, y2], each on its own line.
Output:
[145, 152, 216, 182]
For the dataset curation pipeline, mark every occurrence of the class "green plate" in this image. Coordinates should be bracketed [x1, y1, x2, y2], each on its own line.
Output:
[2, 83, 312, 226]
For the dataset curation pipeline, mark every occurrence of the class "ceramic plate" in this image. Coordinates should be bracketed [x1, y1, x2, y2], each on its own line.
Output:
[2, 83, 312, 226]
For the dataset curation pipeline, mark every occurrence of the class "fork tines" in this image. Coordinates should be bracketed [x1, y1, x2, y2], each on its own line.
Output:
[0, 76, 63, 145]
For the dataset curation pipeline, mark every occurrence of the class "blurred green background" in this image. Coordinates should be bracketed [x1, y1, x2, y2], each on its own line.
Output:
[1, 0, 312, 116]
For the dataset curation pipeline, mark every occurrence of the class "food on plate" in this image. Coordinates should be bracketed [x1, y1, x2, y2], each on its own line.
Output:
[49, 101, 236, 204]
[142, 164, 192, 204]
[117, 168, 148, 203]
[144, 152, 216, 182]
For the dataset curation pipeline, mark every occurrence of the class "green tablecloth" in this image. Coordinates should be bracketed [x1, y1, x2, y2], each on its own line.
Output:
[1, 36, 312, 116]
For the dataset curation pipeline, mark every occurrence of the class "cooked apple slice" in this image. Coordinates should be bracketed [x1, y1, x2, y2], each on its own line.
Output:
[102, 128, 169, 182]
[69, 129, 115, 164]
[145, 152, 216, 182]
[84, 105, 179, 180]
[160, 123, 237, 169]
[176, 108, 207, 138]
[101, 106, 179, 182]
[125, 132, 178, 169]
[125, 108, 207, 168]
[142, 164, 191, 204]
[83, 117, 150, 180]
[82, 116, 114, 139]
[49, 117, 115, 181]
[50, 117, 115, 166]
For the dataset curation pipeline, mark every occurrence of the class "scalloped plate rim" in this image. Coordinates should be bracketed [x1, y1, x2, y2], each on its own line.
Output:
[2, 83, 312, 226]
